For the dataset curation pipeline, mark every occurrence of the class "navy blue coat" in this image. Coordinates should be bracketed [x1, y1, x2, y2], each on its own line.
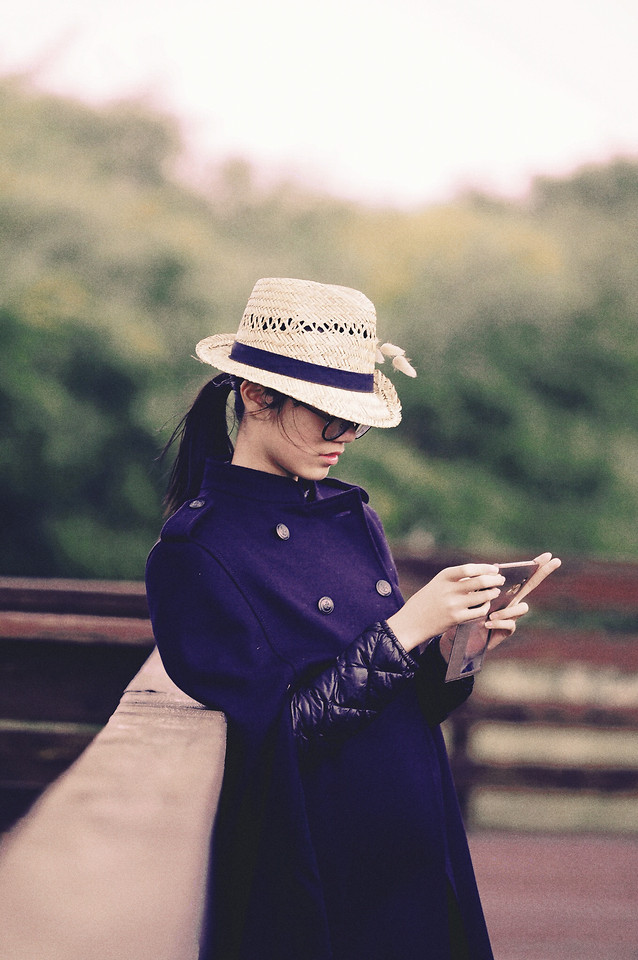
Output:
[145, 459, 494, 960]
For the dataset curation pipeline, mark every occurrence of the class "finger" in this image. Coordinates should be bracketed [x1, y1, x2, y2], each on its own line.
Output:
[474, 573, 508, 590]
[449, 563, 500, 582]
[457, 598, 493, 623]
[489, 618, 516, 634]
[466, 585, 502, 610]
[486, 600, 529, 626]
[531, 553, 561, 572]
[516, 556, 561, 603]
[486, 622, 516, 650]
[456, 573, 505, 605]
[532, 552, 553, 565]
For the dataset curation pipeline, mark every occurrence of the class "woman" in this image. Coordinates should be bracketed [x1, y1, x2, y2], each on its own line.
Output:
[145, 277, 560, 960]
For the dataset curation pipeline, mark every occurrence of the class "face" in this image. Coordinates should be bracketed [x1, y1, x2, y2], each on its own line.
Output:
[233, 388, 358, 481]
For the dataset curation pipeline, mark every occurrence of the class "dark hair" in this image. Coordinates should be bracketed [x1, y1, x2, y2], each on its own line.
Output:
[162, 373, 286, 515]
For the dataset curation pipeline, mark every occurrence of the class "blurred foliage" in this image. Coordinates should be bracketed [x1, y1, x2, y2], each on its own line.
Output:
[1, 76, 638, 576]
[0, 307, 160, 576]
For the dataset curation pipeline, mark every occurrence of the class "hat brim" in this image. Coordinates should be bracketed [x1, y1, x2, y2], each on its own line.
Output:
[195, 334, 401, 428]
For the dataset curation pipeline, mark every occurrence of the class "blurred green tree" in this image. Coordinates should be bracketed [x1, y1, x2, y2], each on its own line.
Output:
[2, 75, 638, 573]
[0, 308, 163, 577]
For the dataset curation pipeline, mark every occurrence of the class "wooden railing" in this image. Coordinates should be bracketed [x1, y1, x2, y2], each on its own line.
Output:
[0, 578, 225, 960]
[0, 577, 154, 828]
[404, 555, 638, 831]
[2, 559, 638, 831]
[0, 557, 637, 955]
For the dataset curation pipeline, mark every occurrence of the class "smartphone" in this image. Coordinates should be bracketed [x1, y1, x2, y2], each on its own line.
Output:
[444, 560, 538, 682]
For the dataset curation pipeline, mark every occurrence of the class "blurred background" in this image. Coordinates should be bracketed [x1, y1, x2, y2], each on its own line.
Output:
[1, 2, 638, 954]
[2, 0, 638, 578]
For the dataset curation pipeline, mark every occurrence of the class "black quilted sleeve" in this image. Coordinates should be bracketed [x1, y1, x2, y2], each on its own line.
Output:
[290, 621, 418, 745]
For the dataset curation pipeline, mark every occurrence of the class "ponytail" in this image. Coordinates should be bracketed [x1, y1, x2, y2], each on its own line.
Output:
[162, 374, 239, 515]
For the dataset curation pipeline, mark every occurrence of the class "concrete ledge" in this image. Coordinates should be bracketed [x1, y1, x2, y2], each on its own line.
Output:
[0, 648, 226, 960]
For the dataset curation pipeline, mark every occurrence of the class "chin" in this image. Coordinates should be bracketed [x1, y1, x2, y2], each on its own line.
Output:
[300, 465, 331, 481]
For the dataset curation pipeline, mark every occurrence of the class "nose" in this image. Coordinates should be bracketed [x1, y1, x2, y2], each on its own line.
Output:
[341, 425, 357, 443]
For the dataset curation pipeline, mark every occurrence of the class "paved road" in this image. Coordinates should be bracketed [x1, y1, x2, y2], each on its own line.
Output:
[468, 831, 638, 960]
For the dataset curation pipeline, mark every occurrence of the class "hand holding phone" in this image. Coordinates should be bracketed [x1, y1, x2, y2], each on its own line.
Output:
[444, 560, 538, 682]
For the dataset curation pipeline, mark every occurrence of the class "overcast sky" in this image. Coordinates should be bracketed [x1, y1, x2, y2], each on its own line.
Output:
[3, 0, 638, 206]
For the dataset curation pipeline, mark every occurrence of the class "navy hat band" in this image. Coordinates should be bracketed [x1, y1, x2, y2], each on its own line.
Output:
[229, 341, 374, 393]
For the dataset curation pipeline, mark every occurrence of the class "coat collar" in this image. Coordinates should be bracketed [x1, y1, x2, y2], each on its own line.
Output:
[199, 458, 368, 505]
[200, 458, 316, 504]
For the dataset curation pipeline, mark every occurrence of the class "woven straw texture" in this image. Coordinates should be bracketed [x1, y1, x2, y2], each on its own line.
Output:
[196, 278, 402, 428]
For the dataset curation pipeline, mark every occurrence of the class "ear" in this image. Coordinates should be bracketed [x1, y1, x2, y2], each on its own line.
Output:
[240, 380, 271, 413]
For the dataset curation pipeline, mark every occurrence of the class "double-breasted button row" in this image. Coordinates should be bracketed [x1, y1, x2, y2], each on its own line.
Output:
[317, 584, 391, 615]
[273, 523, 392, 611]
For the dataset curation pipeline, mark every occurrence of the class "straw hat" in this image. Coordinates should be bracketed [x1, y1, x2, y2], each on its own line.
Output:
[195, 278, 415, 428]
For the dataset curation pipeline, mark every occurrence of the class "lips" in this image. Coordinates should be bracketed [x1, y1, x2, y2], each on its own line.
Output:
[321, 453, 340, 465]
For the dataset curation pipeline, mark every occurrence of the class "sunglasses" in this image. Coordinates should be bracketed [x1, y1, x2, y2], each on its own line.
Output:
[293, 401, 371, 441]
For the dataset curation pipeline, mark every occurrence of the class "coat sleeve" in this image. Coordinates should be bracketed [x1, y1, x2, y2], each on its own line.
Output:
[146, 537, 336, 957]
[145, 538, 295, 733]
[290, 620, 417, 745]
[290, 623, 474, 746]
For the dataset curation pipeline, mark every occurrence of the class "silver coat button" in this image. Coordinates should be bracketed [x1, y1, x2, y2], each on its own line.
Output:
[375, 579, 392, 597]
[275, 523, 290, 541]
[188, 499, 205, 509]
[317, 596, 335, 614]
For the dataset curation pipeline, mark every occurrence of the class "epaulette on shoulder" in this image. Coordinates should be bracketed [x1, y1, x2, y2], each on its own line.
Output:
[160, 495, 215, 542]
[320, 477, 370, 503]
